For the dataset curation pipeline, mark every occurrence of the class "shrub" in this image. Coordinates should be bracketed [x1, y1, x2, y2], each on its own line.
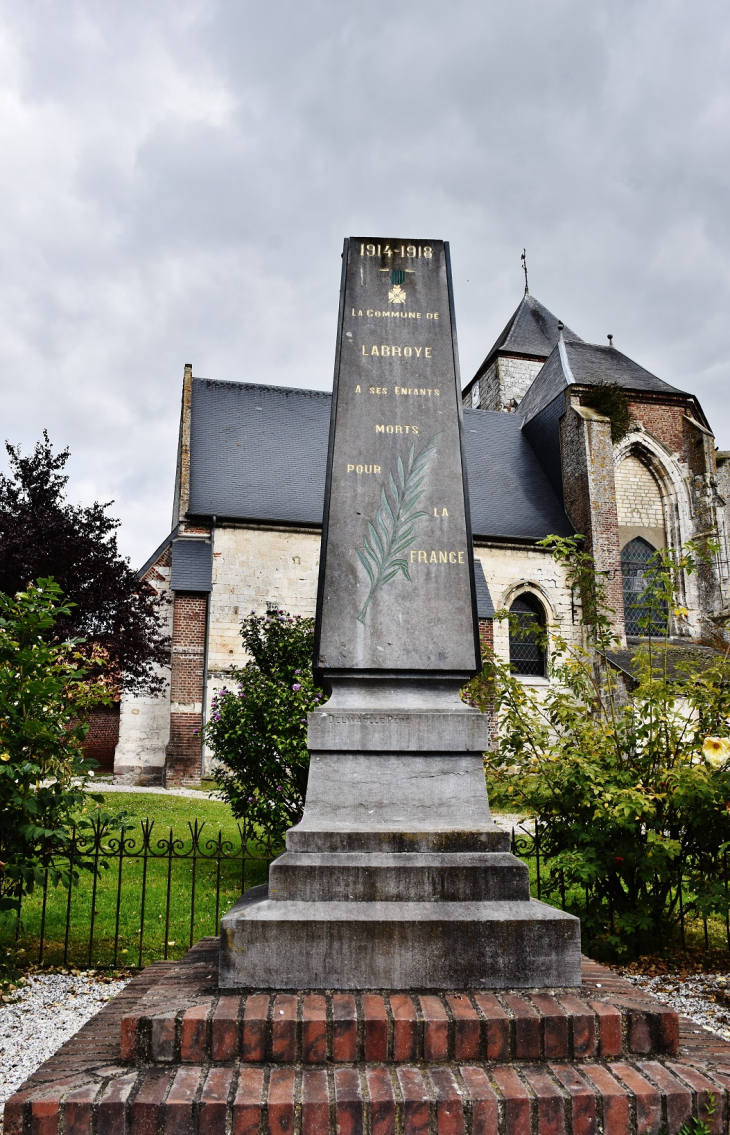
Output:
[0, 580, 109, 946]
[583, 382, 631, 442]
[204, 611, 323, 843]
[466, 535, 730, 958]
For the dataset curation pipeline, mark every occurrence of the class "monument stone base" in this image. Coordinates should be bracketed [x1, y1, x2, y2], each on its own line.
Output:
[219, 733, 582, 989]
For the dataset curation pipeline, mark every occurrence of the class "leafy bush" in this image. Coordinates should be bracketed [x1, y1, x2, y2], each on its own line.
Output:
[204, 611, 323, 843]
[466, 535, 730, 958]
[0, 580, 108, 946]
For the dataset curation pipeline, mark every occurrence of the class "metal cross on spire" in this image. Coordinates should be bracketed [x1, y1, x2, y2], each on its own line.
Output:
[521, 249, 529, 295]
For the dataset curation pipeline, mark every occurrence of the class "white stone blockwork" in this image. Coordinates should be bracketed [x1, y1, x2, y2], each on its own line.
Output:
[615, 455, 665, 530]
[469, 357, 545, 413]
[474, 543, 577, 666]
[207, 524, 321, 674]
[114, 561, 173, 780]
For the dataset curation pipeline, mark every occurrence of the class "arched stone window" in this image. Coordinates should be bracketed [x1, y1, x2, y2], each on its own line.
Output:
[509, 593, 546, 676]
[621, 536, 668, 636]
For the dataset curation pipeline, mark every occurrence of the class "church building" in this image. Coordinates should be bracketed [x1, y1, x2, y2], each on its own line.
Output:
[112, 288, 730, 785]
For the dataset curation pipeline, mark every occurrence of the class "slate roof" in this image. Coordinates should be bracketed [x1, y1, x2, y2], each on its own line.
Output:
[186, 377, 573, 542]
[518, 339, 688, 425]
[474, 560, 495, 618]
[606, 642, 725, 686]
[170, 538, 213, 592]
[462, 409, 574, 540]
[466, 294, 582, 393]
[189, 379, 331, 526]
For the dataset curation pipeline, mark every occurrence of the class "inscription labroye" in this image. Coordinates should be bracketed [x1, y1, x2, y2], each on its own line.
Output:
[220, 238, 581, 988]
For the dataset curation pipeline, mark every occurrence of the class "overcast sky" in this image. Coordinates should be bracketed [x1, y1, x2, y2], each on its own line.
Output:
[1, 0, 728, 566]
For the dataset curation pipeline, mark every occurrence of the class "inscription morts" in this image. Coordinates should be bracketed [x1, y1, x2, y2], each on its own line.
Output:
[315, 238, 480, 673]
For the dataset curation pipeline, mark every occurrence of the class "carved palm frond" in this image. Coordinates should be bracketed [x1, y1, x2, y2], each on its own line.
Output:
[356, 434, 440, 624]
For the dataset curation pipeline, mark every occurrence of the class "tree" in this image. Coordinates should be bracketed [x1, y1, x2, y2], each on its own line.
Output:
[0, 580, 109, 945]
[466, 535, 730, 958]
[0, 433, 169, 695]
[204, 611, 323, 843]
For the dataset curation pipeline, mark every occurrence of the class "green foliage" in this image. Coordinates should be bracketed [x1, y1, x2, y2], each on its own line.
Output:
[204, 611, 323, 842]
[0, 580, 110, 950]
[356, 434, 439, 623]
[466, 535, 730, 958]
[584, 381, 631, 442]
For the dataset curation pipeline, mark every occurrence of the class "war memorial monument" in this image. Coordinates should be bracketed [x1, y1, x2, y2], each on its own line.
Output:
[7, 240, 716, 1135]
[220, 237, 580, 989]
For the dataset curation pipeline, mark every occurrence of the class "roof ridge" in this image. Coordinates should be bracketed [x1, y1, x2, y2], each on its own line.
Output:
[193, 377, 332, 399]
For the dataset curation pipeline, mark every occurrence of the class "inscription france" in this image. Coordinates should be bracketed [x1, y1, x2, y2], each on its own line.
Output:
[313, 237, 479, 673]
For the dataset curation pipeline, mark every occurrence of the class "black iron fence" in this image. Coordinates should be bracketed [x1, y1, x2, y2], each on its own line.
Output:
[4, 815, 278, 970]
[4, 815, 730, 969]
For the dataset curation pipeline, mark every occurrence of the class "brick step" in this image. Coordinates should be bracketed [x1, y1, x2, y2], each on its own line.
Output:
[121, 987, 679, 1066]
[6, 1059, 730, 1135]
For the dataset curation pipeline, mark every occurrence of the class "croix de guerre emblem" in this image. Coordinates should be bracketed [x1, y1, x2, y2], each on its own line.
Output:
[388, 269, 407, 304]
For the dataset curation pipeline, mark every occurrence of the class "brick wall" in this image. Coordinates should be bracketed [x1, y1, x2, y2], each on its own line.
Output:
[165, 592, 208, 786]
[627, 398, 687, 457]
[83, 705, 120, 774]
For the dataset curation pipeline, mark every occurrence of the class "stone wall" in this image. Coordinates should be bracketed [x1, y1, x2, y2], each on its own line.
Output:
[560, 399, 625, 639]
[474, 542, 577, 670]
[466, 356, 544, 413]
[203, 524, 321, 774]
[114, 545, 173, 784]
[615, 453, 666, 550]
[495, 356, 544, 410]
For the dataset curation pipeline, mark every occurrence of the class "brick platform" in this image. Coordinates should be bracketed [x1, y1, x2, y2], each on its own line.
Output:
[7, 939, 730, 1134]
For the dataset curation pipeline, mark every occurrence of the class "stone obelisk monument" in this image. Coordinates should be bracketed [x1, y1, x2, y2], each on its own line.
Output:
[220, 237, 580, 988]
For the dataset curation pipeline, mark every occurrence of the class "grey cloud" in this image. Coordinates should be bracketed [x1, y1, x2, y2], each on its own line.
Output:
[0, 0, 728, 566]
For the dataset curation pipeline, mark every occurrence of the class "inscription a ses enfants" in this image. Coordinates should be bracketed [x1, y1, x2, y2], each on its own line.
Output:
[358, 386, 441, 396]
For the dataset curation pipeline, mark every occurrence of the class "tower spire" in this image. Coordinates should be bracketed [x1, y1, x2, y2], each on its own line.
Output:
[521, 248, 529, 295]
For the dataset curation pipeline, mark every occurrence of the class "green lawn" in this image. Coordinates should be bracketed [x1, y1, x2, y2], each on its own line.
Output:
[9, 791, 280, 970]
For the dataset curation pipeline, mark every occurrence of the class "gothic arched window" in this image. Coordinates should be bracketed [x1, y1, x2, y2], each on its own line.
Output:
[621, 536, 668, 636]
[509, 593, 546, 676]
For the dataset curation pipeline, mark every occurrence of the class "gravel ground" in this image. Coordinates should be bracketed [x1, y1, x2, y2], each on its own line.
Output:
[0, 971, 131, 1116]
[623, 970, 730, 1040]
